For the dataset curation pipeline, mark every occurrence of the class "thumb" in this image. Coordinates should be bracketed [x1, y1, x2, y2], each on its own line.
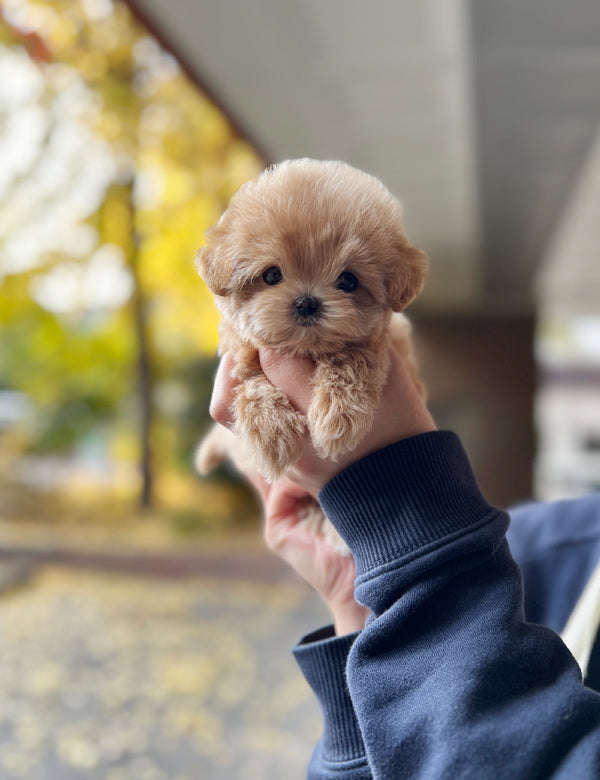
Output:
[259, 348, 314, 415]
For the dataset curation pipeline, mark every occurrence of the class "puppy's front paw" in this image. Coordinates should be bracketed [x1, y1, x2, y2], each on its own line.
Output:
[308, 395, 373, 460]
[234, 379, 305, 482]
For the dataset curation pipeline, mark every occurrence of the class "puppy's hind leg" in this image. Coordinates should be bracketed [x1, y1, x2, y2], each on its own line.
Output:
[389, 312, 426, 399]
[296, 497, 350, 555]
[194, 422, 231, 475]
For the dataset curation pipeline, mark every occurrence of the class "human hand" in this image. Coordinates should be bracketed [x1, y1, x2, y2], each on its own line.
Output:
[248, 473, 369, 635]
[209, 348, 435, 634]
[209, 353, 369, 635]
[257, 346, 436, 496]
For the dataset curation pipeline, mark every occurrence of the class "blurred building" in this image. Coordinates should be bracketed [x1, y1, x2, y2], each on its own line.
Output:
[126, 0, 600, 507]
[536, 126, 600, 499]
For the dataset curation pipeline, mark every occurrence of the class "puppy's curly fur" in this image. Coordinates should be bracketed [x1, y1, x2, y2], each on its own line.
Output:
[195, 159, 427, 552]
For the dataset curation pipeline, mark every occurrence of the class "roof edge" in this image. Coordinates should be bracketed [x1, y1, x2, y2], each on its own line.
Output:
[122, 0, 270, 163]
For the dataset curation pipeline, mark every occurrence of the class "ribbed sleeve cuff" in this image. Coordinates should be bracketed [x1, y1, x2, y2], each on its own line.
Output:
[319, 431, 497, 577]
[293, 627, 366, 763]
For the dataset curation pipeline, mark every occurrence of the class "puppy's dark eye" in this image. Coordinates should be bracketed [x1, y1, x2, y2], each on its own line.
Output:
[262, 266, 283, 286]
[335, 271, 359, 293]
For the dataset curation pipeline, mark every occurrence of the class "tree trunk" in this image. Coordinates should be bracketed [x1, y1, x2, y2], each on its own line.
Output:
[126, 180, 153, 508]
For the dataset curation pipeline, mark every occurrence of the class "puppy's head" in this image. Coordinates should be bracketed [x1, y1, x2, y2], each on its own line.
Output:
[196, 159, 427, 356]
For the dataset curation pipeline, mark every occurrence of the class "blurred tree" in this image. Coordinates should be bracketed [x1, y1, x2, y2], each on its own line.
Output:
[0, 0, 262, 509]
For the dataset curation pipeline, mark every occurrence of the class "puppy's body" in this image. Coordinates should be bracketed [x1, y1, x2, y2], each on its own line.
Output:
[195, 159, 427, 550]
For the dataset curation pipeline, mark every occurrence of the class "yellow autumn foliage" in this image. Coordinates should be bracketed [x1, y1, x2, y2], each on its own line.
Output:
[0, 0, 263, 518]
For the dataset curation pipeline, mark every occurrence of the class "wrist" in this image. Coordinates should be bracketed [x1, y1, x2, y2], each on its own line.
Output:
[331, 599, 369, 636]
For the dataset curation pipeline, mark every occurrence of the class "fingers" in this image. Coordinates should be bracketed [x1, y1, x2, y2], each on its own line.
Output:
[211, 348, 314, 428]
[209, 352, 238, 428]
[262, 478, 310, 536]
[211, 348, 314, 426]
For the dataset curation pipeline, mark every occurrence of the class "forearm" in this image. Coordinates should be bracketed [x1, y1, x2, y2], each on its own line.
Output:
[320, 432, 600, 779]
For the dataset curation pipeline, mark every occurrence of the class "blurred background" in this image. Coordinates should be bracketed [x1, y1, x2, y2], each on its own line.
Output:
[0, 0, 599, 777]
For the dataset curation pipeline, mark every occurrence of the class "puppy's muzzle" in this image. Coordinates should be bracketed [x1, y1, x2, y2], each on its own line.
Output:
[293, 295, 322, 324]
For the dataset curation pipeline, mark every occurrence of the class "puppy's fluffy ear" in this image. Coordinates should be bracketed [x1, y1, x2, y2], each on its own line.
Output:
[386, 242, 428, 311]
[195, 245, 233, 297]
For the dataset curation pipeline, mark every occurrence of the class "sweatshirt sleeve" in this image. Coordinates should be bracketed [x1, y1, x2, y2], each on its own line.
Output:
[318, 431, 600, 779]
[293, 627, 372, 779]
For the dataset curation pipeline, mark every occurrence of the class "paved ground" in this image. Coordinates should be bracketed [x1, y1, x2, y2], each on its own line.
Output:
[0, 544, 330, 779]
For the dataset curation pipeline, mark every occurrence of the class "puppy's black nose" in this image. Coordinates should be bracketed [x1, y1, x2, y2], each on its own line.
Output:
[294, 295, 321, 320]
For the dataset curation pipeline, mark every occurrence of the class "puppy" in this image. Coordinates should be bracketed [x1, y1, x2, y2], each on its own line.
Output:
[196, 315, 424, 554]
[195, 159, 427, 550]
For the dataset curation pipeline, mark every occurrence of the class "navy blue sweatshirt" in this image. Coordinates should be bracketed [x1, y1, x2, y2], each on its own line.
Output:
[293, 431, 600, 779]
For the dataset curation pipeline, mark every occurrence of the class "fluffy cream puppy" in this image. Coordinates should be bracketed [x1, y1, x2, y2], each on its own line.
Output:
[195, 159, 427, 549]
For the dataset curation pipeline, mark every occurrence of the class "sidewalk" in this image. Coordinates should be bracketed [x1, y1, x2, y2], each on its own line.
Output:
[0, 521, 329, 779]
[0, 555, 36, 593]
